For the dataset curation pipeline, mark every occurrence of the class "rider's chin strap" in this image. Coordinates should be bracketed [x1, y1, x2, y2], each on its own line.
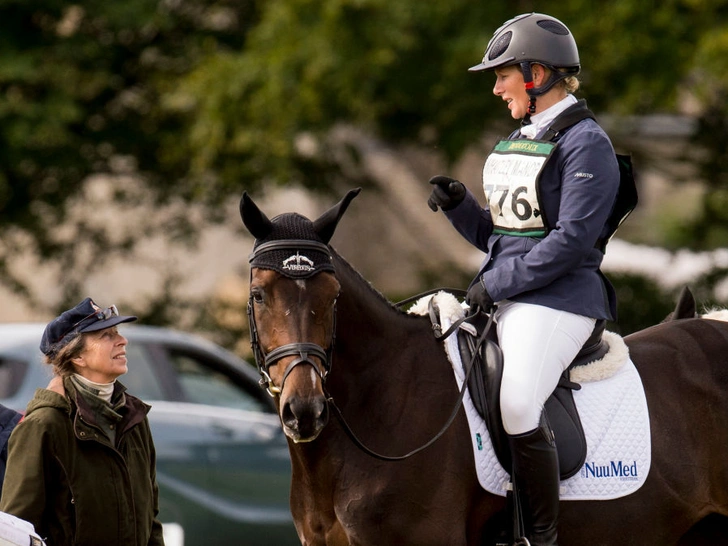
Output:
[521, 62, 537, 127]
[520, 61, 574, 127]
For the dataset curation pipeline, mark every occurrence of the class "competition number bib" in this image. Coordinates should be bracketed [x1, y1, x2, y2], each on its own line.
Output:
[483, 139, 556, 237]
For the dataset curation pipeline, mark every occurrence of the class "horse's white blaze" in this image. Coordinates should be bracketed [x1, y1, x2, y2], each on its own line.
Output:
[309, 367, 319, 387]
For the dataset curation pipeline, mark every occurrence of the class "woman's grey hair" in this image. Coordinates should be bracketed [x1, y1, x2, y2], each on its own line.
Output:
[44, 333, 86, 377]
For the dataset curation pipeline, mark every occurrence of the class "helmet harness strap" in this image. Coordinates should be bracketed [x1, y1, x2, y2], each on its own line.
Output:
[521, 62, 538, 126]
[519, 61, 576, 126]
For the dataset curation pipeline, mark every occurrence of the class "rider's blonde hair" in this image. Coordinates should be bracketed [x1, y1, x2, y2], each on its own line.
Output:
[564, 75, 580, 94]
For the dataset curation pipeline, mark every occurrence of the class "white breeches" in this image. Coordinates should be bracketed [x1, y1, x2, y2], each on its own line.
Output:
[494, 300, 596, 435]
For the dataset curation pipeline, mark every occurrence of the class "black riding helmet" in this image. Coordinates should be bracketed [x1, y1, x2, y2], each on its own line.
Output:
[469, 13, 580, 120]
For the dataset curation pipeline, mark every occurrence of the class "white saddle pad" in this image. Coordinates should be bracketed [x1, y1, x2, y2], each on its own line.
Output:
[409, 293, 651, 501]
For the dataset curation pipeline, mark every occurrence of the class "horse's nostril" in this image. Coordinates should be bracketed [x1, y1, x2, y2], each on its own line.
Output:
[317, 399, 329, 426]
[284, 396, 318, 422]
[281, 400, 297, 428]
[281, 395, 329, 439]
[316, 397, 328, 420]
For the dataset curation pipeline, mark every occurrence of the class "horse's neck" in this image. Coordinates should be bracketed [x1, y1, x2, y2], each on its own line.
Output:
[328, 251, 441, 399]
[332, 252, 414, 348]
[289, 253, 483, 510]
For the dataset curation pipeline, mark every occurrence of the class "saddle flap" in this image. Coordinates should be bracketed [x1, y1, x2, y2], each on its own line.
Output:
[457, 319, 588, 480]
[544, 384, 587, 479]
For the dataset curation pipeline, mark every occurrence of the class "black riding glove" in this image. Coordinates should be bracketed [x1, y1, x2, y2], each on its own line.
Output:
[427, 175, 466, 212]
[466, 278, 495, 312]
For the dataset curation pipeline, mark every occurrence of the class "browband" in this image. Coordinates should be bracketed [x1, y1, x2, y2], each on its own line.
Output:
[249, 239, 331, 262]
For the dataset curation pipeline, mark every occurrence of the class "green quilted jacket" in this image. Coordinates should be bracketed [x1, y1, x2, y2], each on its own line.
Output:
[0, 379, 164, 546]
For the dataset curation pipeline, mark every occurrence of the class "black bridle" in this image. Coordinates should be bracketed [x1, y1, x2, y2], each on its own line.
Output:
[247, 239, 494, 461]
[247, 239, 336, 397]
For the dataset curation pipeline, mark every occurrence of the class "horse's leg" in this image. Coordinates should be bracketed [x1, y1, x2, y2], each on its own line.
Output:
[290, 487, 350, 546]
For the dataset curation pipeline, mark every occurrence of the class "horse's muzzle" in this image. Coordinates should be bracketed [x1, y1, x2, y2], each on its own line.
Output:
[281, 392, 330, 443]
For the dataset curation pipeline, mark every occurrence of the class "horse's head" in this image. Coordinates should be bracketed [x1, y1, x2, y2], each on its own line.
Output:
[240, 188, 360, 442]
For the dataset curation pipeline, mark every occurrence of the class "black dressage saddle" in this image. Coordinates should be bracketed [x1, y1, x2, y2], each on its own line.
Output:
[457, 311, 609, 480]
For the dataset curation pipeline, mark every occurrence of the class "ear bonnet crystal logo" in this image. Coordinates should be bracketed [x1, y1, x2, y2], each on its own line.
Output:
[282, 252, 316, 273]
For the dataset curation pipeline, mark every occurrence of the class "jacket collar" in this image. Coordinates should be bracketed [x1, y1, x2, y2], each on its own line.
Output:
[64, 377, 150, 439]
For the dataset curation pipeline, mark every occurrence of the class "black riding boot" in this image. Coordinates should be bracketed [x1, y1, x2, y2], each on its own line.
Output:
[508, 421, 560, 546]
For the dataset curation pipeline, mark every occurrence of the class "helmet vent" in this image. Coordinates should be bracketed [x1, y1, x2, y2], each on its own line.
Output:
[537, 19, 569, 35]
[488, 31, 512, 60]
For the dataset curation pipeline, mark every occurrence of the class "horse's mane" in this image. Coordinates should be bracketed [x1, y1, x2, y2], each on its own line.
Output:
[702, 308, 728, 322]
[330, 246, 408, 317]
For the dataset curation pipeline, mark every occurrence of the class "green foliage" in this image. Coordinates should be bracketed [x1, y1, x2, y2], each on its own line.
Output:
[0, 0, 260, 309]
[170, 0, 514, 189]
[670, 92, 728, 249]
[3, 0, 728, 328]
[607, 273, 676, 335]
[163, 0, 728, 197]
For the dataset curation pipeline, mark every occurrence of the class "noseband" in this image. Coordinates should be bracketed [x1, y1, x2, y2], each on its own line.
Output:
[247, 240, 336, 397]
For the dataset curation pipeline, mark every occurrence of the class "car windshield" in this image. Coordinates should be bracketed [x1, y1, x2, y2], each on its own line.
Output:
[168, 350, 269, 412]
[123, 344, 165, 401]
[0, 357, 27, 399]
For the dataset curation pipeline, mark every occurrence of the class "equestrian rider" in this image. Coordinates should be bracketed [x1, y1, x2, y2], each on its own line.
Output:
[427, 13, 621, 545]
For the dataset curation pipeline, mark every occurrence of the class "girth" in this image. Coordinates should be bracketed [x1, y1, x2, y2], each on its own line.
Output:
[456, 314, 608, 479]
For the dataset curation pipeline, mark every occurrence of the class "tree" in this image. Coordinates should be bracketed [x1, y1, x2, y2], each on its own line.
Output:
[2, 0, 728, 326]
[0, 0, 260, 311]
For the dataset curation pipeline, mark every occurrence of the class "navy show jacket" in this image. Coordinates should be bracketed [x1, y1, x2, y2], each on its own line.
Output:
[445, 116, 620, 321]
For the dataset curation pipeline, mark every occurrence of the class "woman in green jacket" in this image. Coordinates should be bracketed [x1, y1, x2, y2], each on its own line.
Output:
[0, 297, 165, 546]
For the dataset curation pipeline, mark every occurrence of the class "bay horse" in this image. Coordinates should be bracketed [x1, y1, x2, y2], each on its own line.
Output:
[239, 188, 728, 546]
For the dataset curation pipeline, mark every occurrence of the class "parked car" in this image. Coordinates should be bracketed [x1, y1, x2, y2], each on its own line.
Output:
[0, 323, 300, 546]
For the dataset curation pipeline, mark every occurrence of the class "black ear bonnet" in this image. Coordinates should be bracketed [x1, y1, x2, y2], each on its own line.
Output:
[249, 213, 334, 278]
[241, 188, 361, 279]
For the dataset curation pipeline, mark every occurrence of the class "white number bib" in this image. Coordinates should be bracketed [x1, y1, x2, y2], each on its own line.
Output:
[482, 139, 557, 237]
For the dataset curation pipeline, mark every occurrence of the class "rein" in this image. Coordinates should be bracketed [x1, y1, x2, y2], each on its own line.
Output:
[328, 303, 494, 462]
[248, 239, 491, 461]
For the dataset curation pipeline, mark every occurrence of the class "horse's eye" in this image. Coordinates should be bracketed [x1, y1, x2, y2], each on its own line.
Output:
[251, 288, 264, 304]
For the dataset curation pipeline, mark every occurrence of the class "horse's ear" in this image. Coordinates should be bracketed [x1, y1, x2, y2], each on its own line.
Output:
[240, 192, 274, 240]
[674, 286, 697, 319]
[662, 285, 698, 322]
[313, 188, 361, 244]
